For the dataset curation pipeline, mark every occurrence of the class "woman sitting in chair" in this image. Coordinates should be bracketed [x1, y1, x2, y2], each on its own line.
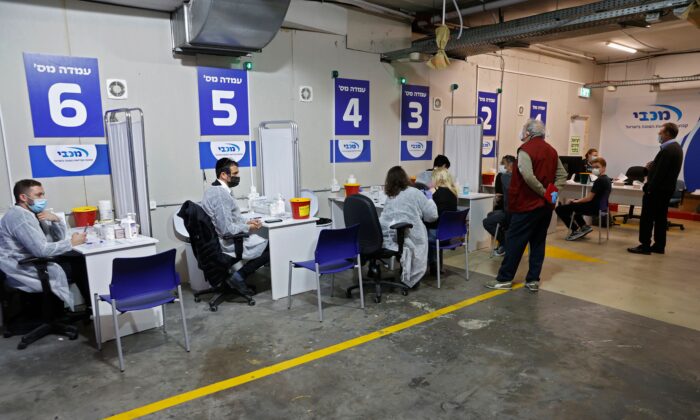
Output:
[424, 168, 458, 275]
[380, 166, 438, 288]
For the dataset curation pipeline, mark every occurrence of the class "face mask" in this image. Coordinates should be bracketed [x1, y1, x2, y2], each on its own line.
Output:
[227, 176, 240, 188]
[520, 131, 529, 142]
[657, 135, 664, 144]
[591, 168, 601, 176]
[28, 198, 47, 213]
[498, 165, 507, 174]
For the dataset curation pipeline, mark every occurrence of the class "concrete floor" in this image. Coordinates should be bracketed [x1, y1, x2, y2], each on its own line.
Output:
[1, 220, 699, 419]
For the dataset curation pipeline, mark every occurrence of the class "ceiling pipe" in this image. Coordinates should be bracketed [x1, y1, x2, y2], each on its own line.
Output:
[431, 0, 529, 24]
[331, 0, 414, 21]
[531, 44, 596, 61]
[585, 74, 700, 88]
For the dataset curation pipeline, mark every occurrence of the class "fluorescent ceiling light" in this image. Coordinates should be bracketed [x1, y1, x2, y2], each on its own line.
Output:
[606, 41, 637, 53]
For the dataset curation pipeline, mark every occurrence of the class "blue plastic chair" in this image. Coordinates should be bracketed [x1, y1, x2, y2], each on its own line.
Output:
[287, 225, 364, 322]
[93, 249, 190, 371]
[435, 209, 470, 289]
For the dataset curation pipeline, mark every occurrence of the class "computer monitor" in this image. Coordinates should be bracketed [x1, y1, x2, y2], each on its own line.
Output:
[559, 156, 585, 178]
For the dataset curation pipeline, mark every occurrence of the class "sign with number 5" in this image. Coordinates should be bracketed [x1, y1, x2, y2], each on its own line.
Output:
[198, 67, 249, 136]
[23, 53, 104, 137]
[335, 78, 370, 136]
[401, 84, 429, 136]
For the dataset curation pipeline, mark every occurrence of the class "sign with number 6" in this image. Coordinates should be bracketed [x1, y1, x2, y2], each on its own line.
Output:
[23, 53, 104, 137]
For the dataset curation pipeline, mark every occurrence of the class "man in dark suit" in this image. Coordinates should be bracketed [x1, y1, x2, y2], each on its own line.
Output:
[628, 122, 684, 255]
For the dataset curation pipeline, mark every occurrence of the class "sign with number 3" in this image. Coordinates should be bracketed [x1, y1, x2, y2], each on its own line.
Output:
[23, 53, 104, 137]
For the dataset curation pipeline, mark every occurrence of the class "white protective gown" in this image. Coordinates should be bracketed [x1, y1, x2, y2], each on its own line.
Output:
[379, 187, 438, 287]
[201, 181, 267, 260]
[0, 206, 73, 307]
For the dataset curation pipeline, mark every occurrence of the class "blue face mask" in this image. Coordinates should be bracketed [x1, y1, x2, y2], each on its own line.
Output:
[28, 198, 47, 213]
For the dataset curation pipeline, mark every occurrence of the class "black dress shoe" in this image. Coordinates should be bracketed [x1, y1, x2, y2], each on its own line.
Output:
[650, 246, 665, 254]
[627, 245, 651, 255]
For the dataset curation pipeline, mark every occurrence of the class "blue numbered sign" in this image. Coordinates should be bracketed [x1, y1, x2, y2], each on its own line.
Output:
[477, 91, 498, 137]
[335, 78, 370, 136]
[23, 53, 104, 138]
[198, 67, 249, 136]
[401, 85, 429, 136]
[530, 100, 548, 124]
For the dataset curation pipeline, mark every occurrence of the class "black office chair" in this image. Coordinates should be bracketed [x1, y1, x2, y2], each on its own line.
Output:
[613, 165, 648, 224]
[177, 201, 255, 311]
[667, 179, 686, 231]
[1, 257, 79, 350]
[343, 194, 412, 303]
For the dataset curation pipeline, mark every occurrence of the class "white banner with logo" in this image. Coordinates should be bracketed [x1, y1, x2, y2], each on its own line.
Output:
[600, 90, 700, 190]
[28, 144, 110, 177]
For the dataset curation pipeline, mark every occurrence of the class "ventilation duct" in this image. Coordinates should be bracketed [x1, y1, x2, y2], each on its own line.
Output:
[171, 0, 291, 56]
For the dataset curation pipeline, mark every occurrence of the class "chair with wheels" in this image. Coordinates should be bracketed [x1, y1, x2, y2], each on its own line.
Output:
[567, 189, 612, 244]
[343, 194, 412, 303]
[287, 224, 363, 322]
[667, 179, 686, 231]
[177, 201, 255, 311]
[613, 166, 647, 224]
[0, 257, 79, 350]
[434, 209, 470, 289]
[94, 249, 190, 372]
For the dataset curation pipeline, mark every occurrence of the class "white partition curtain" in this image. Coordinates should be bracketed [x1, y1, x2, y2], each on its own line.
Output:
[105, 108, 152, 236]
[444, 117, 482, 193]
[259, 121, 300, 202]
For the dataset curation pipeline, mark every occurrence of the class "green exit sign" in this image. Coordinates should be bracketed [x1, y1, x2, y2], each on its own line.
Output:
[579, 87, 591, 98]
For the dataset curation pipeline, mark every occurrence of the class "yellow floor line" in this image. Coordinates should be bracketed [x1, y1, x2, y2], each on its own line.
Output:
[543, 245, 605, 263]
[105, 284, 524, 419]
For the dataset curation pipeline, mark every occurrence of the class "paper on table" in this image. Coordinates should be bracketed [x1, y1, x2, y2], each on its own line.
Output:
[616, 173, 628, 182]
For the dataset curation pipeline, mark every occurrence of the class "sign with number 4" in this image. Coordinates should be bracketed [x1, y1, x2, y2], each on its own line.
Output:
[335, 78, 370, 136]
[23, 53, 104, 138]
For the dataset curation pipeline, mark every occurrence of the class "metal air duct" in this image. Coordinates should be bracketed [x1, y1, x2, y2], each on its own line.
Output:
[171, 0, 291, 56]
[585, 74, 700, 88]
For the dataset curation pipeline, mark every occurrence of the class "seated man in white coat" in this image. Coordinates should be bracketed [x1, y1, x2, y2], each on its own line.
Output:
[0, 179, 87, 308]
[202, 158, 269, 295]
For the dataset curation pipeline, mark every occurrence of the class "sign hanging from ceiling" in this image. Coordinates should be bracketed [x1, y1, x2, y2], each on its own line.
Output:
[28, 144, 110, 178]
[401, 85, 430, 136]
[198, 140, 257, 169]
[334, 78, 370, 136]
[197, 67, 249, 136]
[477, 91, 498, 137]
[23, 53, 104, 138]
[530, 100, 548, 124]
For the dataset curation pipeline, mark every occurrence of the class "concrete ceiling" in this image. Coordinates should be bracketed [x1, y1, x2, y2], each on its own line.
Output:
[541, 20, 700, 63]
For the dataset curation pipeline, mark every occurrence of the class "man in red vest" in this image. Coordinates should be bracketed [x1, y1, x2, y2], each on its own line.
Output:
[486, 119, 567, 292]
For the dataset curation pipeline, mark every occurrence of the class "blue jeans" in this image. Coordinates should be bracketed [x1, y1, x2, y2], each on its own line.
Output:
[496, 206, 552, 283]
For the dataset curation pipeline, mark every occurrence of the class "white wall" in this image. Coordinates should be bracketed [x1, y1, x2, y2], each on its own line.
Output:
[0, 0, 605, 281]
[599, 53, 700, 178]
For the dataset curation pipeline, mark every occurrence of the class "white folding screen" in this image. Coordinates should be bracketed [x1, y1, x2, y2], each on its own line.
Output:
[259, 121, 300, 202]
[444, 119, 483, 193]
[105, 108, 152, 236]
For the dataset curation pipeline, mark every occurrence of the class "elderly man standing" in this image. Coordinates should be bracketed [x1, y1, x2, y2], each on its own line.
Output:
[486, 119, 567, 292]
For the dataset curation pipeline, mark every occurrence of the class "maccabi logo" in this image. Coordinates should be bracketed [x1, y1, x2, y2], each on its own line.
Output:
[57, 147, 90, 159]
[342, 141, 361, 150]
[632, 104, 682, 122]
[409, 142, 425, 151]
[217, 143, 241, 153]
